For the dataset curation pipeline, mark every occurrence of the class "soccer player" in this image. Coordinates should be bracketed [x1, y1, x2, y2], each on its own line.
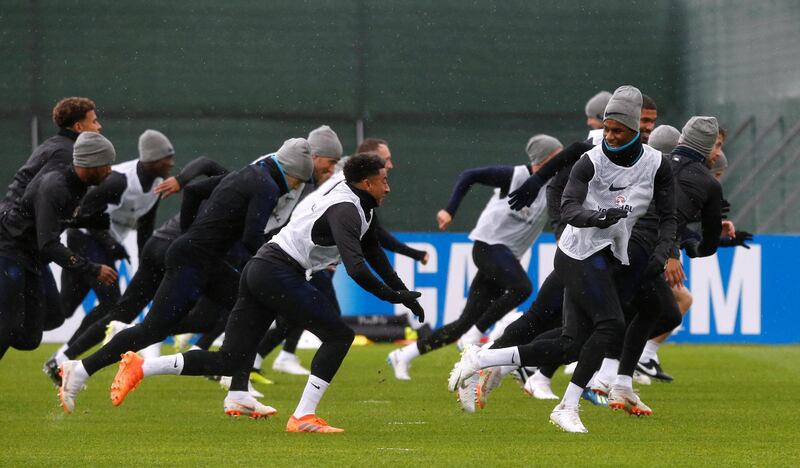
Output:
[498, 95, 665, 400]
[43, 156, 229, 384]
[59, 130, 177, 330]
[387, 134, 562, 380]
[107, 154, 424, 433]
[450, 86, 676, 433]
[252, 136, 428, 378]
[0, 133, 117, 360]
[57, 138, 313, 413]
[1, 97, 101, 213]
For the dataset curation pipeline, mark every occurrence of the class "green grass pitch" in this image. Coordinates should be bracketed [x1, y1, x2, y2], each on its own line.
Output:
[1, 343, 799, 466]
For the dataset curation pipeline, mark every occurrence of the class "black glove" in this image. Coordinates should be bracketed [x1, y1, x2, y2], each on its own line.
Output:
[387, 290, 422, 304]
[388, 290, 425, 323]
[720, 199, 731, 219]
[64, 213, 110, 230]
[589, 208, 628, 228]
[507, 173, 546, 211]
[720, 230, 753, 249]
[404, 299, 425, 323]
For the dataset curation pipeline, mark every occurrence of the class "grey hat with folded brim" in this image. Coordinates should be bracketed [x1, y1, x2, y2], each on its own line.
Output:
[648, 125, 681, 154]
[308, 125, 343, 159]
[138, 129, 175, 163]
[604, 85, 643, 131]
[525, 134, 563, 164]
[73, 132, 116, 168]
[678, 116, 719, 157]
[275, 138, 314, 181]
[585, 91, 612, 120]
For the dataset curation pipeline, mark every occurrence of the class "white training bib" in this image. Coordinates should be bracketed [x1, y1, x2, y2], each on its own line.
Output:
[106, 159, 162, 243]
[271, 181, 371, 272]
[469, 165, 549, 259]
[291, 170, 345, 221]
[558, 144, 662, 264]
[587, 128, 604, 145]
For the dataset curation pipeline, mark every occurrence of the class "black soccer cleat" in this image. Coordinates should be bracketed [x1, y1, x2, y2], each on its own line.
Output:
[43, 355, 62, 387]
[636, 359, 673, 382]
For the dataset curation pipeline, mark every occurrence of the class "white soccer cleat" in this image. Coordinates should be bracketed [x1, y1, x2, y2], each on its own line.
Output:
[172, 333, 193, 352]
[563, 361, 578, 375]
[456, 333, 482, 352]
[448, 345, 481, 392]
[272, 352, 310, 376]
[608, 385, 653, 416]
[590, 377, 612, 397]
[524, 375, 560, 400]
[223, 393, 277, 419]
[102, 320, 131, 346]
[476, 367, 507, 409]
[457, 373, 479, 413]
[633, 370, 652, 385]
[58, 361, 87, 414]
[387, 350, 411, 381]
[549, 403, 588, 433]
[219, 376, 264, 399]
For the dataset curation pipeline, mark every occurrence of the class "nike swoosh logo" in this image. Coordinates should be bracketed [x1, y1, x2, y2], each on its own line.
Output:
[637, 364, 657, 376]
[311, 383, 321, 390]
[609, 184, 627, 192]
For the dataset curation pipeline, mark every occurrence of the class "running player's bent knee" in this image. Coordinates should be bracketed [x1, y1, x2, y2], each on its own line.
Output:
[508, 280, 533, 302]
[596, 318, 626, 344]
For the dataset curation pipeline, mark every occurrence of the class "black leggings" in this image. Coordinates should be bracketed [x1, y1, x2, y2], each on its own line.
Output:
[64, 236, 171, 359]
[0, 257, 61, 359]
[82, 240, 239, 376]
[514, 248, 626, 388]
[618, 275, 682, 376]
[255, 269, 338, 358]
[416, 241, 532, 355]
[180, 256, 354, 391]
[60, 230, 120, 319]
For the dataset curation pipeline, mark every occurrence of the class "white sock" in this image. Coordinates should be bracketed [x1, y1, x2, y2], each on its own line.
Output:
[277, 350, 295, 362]
[640, 340, 660, 363]
[55, 349, 68, 365]
[74, 361, 90, 381]
[142, 353, 184, 377]
[227, 390, 250, 400]
[561, 382, 584, 407]
[57, 343, 68, 354]
[253, 353, 264, 370]
[293, 375, 329, 418]
[476, 347, 520, 369]
[596, 358, 619, 384]
[398, 343, 420, 362]
[463, 325, 482, 342]
[615, 374, 633, 389]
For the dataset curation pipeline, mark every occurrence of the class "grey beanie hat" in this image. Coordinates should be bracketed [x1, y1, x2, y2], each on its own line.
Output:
[73, 132, 116, 168]
[275, 137, 314, 181]
[138, 129, 174, 163]
[308, 125, 343, 159]
[585, 91, 612, 120]
[525, 134, 563, 164]
[604, 85, 643, 131]
[678, 116, 719, 157]
[648, 125, 681, 154]
[712, 150, 728, 172]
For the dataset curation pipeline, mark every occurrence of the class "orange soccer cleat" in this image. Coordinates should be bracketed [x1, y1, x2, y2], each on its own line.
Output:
[286, 414, 344, 433]
[110, 351, 144, 406]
